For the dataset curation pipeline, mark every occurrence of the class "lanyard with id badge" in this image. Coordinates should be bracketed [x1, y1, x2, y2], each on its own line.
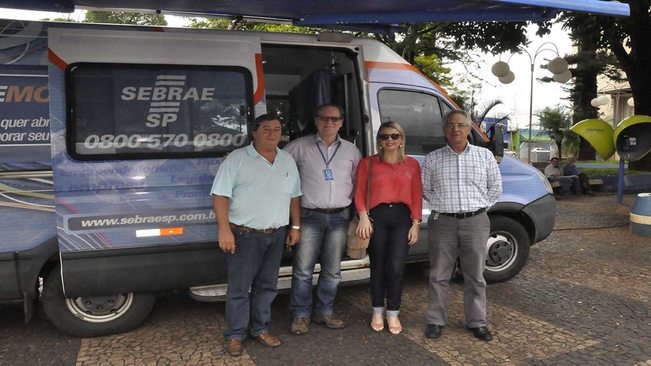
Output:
[317, 141, 341, 181]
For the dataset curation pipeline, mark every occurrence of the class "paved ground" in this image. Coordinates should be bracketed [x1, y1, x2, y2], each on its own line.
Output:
[1, 192, 651, 366]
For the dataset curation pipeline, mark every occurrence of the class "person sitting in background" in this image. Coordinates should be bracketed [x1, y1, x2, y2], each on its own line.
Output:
[562, 156, 594, 195]
[544, 157, 581, 195]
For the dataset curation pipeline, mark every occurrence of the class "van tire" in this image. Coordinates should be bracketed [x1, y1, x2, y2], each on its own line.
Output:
[42, 265, 156, 338]
[484, 216, 530, 283]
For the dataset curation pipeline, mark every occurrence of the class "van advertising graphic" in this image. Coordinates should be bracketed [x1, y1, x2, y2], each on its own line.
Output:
[51, 156, 222, 252]
[33, 49, 231, 252]
[0, 70, 51, 162]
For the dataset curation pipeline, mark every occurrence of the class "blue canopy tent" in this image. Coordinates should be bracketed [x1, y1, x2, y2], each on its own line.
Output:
[0, 0, 630, 30]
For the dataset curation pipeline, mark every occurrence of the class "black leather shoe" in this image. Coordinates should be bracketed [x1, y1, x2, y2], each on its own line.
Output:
[425, 324, 442, 338]
[467, 326, 493, 341]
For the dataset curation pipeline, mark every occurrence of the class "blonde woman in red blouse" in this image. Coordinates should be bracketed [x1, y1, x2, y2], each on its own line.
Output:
[354, 121, 423, 335]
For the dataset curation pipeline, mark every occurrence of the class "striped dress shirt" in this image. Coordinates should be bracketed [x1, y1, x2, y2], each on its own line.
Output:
[421, 143, 502, 213]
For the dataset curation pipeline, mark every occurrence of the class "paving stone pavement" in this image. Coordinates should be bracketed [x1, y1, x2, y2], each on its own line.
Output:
[0, 192, 650, 366]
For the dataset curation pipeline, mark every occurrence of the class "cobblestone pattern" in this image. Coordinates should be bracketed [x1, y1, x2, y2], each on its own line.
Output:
[0, 301, 79, 366]
[0, 193, 650, 365]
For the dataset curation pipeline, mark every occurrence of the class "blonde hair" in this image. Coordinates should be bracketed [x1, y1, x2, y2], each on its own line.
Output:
[376, 121, 406, 163]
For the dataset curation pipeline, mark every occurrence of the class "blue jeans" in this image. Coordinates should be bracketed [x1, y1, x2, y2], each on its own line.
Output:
[224, 227, 286, 340]
[289, 207, 350, 317]
[367, 203, 412, 312]
[551, 175, 581, 193]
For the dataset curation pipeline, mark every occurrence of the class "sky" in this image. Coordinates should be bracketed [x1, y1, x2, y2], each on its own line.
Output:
[2, 8, 573, 129]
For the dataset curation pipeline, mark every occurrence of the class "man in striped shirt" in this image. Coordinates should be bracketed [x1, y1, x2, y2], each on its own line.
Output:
[421, 110, 502, 342]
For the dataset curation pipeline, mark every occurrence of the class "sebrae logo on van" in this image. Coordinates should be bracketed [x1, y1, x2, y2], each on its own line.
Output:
[120, 75, 215, 128]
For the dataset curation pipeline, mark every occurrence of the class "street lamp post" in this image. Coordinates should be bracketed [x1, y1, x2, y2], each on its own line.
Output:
[491, 42, 571, 163]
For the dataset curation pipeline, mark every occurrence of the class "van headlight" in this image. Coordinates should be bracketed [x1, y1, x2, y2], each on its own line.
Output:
[536, 170, 554, 194]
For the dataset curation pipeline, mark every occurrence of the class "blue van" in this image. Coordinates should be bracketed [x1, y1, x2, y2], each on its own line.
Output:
[0, 20, 555, 337]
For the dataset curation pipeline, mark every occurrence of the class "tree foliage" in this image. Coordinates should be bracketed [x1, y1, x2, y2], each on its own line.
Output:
[368, 21, 549, 92]
[553, 13, 624, 161]
[187, 17, 317, 33]
[186, 18, 539, 99]
[537, 105, 574, 158]
[558, 2, 651, 170]
[84, 11, 167, 25]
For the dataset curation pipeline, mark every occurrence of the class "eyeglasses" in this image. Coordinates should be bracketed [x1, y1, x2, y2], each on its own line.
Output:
[444, 123, 469, 130]
[317, 116, 343, 123]
[378, 133, 401, 141]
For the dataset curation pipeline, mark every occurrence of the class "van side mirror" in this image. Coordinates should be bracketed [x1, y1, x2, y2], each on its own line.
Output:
[487, 124, 504, 161]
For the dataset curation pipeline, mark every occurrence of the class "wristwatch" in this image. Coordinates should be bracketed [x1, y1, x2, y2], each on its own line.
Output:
[412, 220, 422, 226]
[290, 225, 301, 231]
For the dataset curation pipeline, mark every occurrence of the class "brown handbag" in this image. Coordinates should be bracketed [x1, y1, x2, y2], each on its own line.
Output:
[347, 159, 373, 259]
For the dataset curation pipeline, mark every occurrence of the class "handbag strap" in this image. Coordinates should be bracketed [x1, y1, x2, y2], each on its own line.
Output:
[366, 159, 373, 212]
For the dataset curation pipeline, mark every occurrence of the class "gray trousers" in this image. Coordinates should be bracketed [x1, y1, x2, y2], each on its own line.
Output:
[426, 212, 490, 328]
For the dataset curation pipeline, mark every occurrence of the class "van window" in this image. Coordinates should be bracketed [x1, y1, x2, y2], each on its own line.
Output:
[378, 89, 445, 155]
[66, 63, 253, 160]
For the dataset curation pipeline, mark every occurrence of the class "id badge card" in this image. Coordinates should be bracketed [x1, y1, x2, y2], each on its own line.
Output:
[323, 169, 334, 181]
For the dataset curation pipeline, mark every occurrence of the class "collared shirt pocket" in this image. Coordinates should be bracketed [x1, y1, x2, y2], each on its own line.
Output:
[284, 172, 299, 195]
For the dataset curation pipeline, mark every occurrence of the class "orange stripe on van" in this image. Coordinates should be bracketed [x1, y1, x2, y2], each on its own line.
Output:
[254, 53, 265, 105]
[365, 61, 489, 142]
[365, 61, 457, 106]
[48, 49, 68, 70]
[161, 227, 184, 235]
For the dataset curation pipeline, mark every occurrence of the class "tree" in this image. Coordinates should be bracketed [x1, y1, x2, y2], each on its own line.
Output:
[554, 13, 623, 161]
[604, 1, 651, 170]
[187, 17, 317, 33]
[559, 2, 651, 169]
[84, 11, 167, 25]
[537, 105, 573, 158]
[369, 21, 550, 91]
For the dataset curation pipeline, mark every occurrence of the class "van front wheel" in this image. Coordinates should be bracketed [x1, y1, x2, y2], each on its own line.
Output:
[484, 216, 530, 283]
[42, 266, 156, 338]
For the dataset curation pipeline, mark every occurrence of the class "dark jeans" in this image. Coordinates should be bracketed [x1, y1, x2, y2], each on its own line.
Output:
[578, 173, 592, 193]
[550, 175, 581, 193]
[223, 227, 286, 340]
[368, 203, 412, 312]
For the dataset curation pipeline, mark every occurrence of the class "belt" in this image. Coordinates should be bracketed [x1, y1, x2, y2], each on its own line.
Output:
[307, 207, 347, 214]
[439, 208, 486, 219]
[229, 223, 279, 234]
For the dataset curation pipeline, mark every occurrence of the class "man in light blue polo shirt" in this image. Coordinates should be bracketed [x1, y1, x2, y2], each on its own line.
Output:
[211, 114, 302, 357]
